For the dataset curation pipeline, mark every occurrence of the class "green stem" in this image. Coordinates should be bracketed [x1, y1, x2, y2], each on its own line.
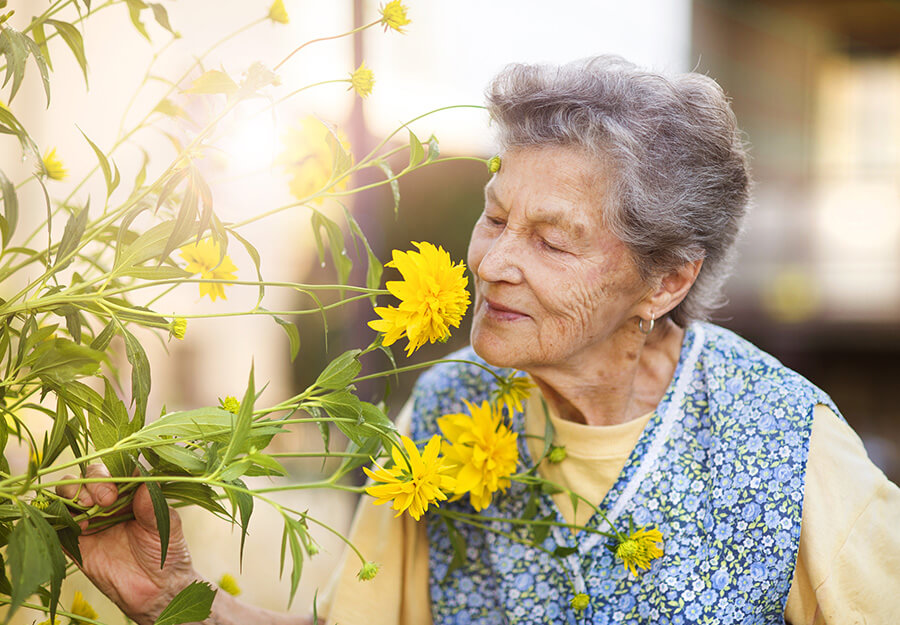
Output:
[273, 20, 379, 72]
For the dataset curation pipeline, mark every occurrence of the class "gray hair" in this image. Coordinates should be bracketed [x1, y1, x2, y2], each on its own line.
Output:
[485, 56, 751, 326]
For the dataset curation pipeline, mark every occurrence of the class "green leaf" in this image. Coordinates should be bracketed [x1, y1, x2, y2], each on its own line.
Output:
[273, 316, 300, 362]
[124, 0, 151, 41]
[227, 228, 263, 306]
[116, 219, 194, 270]
[7, 505, 67, 621]
[426, 134, 440, 163]
[442, 517, 467, 579]
[43, 500, 82, 566]
[185, 69, 238, 96]
[0, 104, 40, 159]
[407, 129, 425, 168]
[342, 205, 383, 291]
[553, 546, 578, 558]
[153, 98, 190, 120]
[119, 265, 192, 280]
[317, 390, 366, 445]
[122, 326, 151, 425]
[310, 209, 352, 285]
[0, 27, 29, 102]
[314, 349, 361, 391]
[79, 128, 120, 197]
[46, 19, 88, 87]
[220, 363, 255, 468]
[89, 320, 116, 351]
[324, 125, 352, 182]
[136, 408, 283, 446]
[146, 444, 206, 474]
[279, 516, 305, 608]
[153, 580, 217, 625]
[376, 160, 400, 216]
[162, 482, 228, 519]
[531, 513, 554, 544]
[62, 305, 82, 344]
[88, 379, 136, 477]
[149, 3, 176, 35]
[225, 479, 253, 569]
[20, 30, 51, 105]
[0, 167, 18, 248]
[137, 465, 170, 567]
[28, 338, 103, 384]
[30, 18, 52, 71]
[54, 202, 89, 270]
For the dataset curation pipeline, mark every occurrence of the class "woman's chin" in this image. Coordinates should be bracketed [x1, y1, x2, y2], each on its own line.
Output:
[470, 327, 528, 369]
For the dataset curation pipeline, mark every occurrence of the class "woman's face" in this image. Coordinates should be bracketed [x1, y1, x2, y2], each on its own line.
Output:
[467, 146, 651, 372]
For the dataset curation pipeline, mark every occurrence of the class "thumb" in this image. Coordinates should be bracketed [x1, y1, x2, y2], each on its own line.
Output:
[132, 484, 183, 537]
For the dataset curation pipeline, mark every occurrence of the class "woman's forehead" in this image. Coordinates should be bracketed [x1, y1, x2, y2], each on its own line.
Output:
[484, 147, 606, 231]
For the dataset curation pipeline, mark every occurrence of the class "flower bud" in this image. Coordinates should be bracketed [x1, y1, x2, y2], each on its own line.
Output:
[357, 561, 380, 581]
[547, 445, 567, 464]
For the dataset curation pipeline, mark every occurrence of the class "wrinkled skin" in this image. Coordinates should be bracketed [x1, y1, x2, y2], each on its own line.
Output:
[57, 465, 198, 624]
[468, 146, 701, 425]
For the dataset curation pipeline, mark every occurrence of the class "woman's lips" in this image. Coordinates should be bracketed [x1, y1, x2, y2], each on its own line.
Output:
[484, 299, 528, 321]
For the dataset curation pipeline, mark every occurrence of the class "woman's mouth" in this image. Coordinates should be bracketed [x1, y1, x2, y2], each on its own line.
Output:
[484, 298, 528, 321]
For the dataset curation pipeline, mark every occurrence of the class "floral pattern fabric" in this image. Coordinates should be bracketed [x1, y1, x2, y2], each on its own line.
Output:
[410, 322, 840, 625]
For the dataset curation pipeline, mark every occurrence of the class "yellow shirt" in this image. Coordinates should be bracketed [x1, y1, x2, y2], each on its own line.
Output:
[325, 392, 900, 625]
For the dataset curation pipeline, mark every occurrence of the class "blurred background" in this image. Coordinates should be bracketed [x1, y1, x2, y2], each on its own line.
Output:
[2, 0, 898, 621]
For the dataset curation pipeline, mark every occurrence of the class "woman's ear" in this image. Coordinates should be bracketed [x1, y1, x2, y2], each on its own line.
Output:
[644, 258, 703, 318]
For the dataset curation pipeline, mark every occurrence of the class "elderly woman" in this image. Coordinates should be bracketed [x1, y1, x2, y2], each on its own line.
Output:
[68, 57, 898, 624]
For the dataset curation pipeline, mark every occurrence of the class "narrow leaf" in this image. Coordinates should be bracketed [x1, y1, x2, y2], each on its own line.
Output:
[273, 316, 300, 362]
[185, 69, 239, 96]
[54, 202, 89, 270]
[78, 128, 119, 197]
[46, 19, 88, 87]
[407, 129, 425, 168]
[124, 0, 151, 41]
[376, 161, 400, 216]
[122, 326, 151, 426]
[0, 167, 18, 248]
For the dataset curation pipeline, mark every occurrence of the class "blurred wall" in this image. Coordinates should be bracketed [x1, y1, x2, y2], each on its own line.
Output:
[692, 0, 900, 481]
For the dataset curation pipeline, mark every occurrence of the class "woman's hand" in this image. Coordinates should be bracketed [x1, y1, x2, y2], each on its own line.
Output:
[57, 464, 200, 625]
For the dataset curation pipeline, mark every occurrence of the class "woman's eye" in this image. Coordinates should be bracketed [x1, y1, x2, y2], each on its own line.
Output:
[540, 238, 565, 253]
[485, 215, 505, 227]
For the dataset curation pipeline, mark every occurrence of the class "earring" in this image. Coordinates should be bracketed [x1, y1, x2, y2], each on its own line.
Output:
[639, 313, 655, 335]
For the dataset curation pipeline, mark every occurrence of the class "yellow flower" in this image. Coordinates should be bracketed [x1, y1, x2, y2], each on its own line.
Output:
[492, 373, 533, 416]
[357, 561, 379, 581]
[615, 526, 664, 576]
[218, 573, 241, 596]
[379, 1, 411, 33]
[487, 155, 501, 174]
[364, 434, 456, 521]
[349, 62, 375, 98]
[267, 0, 289, 24]
[438, 400, 519, 511]
[277, 116, 350, 203]
[368, 242, 470, 357]
[179, 238, 238, 302]
[41, 148, 68, 180]
[569, 592, 590, 611]
[70, 591, 99, 625]
[170, 317, 187, 340]
[219, 396, 241, 414]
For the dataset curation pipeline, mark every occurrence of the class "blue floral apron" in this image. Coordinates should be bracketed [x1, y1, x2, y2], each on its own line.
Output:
[409, 322, 839, 624]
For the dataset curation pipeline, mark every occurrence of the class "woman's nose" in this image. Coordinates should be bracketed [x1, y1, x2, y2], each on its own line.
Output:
[476, 230, 522, 284]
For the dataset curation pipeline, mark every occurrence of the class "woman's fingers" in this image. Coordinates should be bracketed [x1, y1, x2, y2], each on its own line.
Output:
[83, 463, 118, 507]
[55, 464, 118, 507]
